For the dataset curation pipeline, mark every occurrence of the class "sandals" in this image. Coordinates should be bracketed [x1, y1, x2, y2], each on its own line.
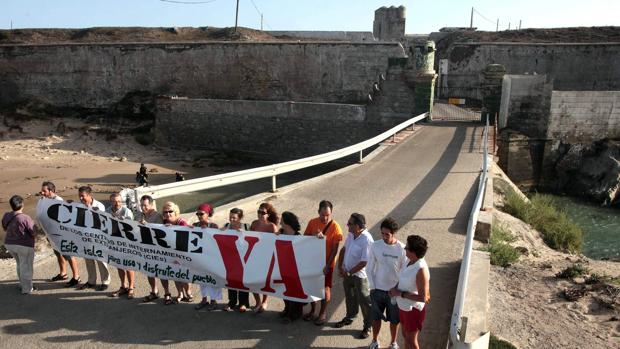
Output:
[127, 288, 135, 300]
[50, 274, 68, 282]
[314, 317, 327, 326]
[109, 287, 129, 298]
[142, 292, 159, 303]
[302, 313, 316, 321]
[163, 293, 175, 305]
[181, 295, 194, 303]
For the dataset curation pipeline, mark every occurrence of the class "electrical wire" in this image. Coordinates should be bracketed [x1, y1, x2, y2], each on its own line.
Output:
[159, 0, 217, 4]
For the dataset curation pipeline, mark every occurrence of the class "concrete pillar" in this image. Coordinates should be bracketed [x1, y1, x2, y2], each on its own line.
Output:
[413, 41, 438, 119]
[481, 64, 506, 125]
[373, 6, 406, 42]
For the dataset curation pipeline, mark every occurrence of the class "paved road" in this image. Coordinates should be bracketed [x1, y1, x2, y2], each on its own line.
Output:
[0, 121, 484, 348]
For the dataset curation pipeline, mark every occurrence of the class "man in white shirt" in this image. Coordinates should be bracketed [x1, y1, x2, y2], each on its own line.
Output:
[366, 217, 408, 349]
[335, 213, 374, 339]
[41, 181, 81, 287]
[76, 186, 110, 291]
[106, 192, 135, 299]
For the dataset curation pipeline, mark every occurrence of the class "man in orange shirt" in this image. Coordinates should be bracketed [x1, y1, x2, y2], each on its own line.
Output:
[303, 200, 343, 326]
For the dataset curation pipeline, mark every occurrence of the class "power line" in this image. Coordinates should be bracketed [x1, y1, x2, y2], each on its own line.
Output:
[159, 0, 217, 4]
[473, 7, 498, 26]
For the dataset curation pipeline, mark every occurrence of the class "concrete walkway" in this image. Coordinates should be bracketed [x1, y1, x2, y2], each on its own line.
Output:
[0, 121, 484, 348]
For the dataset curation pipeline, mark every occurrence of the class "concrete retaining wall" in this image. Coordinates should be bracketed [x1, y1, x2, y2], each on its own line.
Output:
[499, 75, 552, 139]
[547, 91, 620, 142]
[155, 98, 392, 158]
[0, 41, 406, 109]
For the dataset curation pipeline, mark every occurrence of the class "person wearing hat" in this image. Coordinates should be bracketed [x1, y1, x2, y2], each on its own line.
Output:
[193, 203, 221, 311]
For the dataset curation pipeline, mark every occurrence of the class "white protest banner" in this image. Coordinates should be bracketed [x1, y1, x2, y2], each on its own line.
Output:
[36, 198, 325, 302]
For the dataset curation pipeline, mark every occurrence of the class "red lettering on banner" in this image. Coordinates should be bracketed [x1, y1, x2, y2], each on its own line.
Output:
[213, 234, 259, 290]
[261, 255, 277, 293]
[274, 240, 308, 299]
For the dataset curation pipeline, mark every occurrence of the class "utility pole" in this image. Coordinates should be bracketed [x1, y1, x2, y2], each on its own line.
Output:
[496, 19, 499, 32]
[519, 20, 522, 30]
[234, 0, 240, 33]
[261, 13, 263, 31]
[470, 7, 474, 29]
[508, 22, 511, 30]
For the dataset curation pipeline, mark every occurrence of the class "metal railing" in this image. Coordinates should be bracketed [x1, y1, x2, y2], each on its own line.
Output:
[449, 116, 490, 348]
[134, 112, 428, 201]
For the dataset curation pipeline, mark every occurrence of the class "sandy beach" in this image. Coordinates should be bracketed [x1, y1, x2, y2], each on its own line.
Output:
[0, 115, 241, 244]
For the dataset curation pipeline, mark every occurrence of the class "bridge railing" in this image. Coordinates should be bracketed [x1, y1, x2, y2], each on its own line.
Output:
[134, 112, 428, 201]
[449, 117, 491, 348]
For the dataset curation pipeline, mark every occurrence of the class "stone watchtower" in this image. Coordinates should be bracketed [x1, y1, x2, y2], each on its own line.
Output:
[373, 6, 406, 42]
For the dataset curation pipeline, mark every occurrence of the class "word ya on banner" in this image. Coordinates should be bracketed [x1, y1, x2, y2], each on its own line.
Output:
[36, 199, 325, 302]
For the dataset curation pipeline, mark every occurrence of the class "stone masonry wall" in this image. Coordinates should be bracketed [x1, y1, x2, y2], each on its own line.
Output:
[499, 75, 552, 139]
[442, 43, 620, 101]
[155, 98, 391, 159]
[547, 91, 620, 143]
[0, 42, 406, 110]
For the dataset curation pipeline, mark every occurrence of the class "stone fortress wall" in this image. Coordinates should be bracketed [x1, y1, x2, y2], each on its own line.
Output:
[0, 5, 425, 159]
[437, 42, 620, 102]
[0, 41, 405, 109]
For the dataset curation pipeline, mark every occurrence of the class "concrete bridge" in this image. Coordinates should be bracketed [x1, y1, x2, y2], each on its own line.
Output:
[0, 104, 488, 348]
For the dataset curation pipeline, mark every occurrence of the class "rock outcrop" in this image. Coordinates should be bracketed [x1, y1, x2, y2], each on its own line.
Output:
[553, 139, 620, 206]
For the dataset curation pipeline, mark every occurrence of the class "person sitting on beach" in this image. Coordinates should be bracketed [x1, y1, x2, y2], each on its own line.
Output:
[222, 208, 251, 313]
[277, 211, 305, 323]
[106, 193, 136, 299]
[2, 195, 37, 294]
[138, 195, 165, 303]
[76, 186, 110, 291]
[250, 202, 279, 313]
[175, 172, 185, 182]
[41, 181, 81, 287]
[193, 203, 222, 311]
[161, 201, 192, 305]
[136, 163, 148, 186]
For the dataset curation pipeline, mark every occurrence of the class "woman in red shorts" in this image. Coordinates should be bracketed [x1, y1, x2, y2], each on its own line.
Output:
[390, 235, 430, 349]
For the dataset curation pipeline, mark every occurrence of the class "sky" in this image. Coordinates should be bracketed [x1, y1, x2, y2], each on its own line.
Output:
[2, 0, 619, 34]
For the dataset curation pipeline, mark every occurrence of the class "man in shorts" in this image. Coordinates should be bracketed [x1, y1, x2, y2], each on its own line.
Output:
[367, 217, 408, 349]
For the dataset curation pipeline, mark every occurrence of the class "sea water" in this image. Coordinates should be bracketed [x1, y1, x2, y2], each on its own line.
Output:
[552, 196, 620, 260]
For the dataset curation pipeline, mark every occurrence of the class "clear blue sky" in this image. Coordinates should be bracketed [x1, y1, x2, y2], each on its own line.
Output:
[2, 0, 619, 33]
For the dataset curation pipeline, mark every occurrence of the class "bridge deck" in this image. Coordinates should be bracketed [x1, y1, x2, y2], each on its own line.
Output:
[0, 122, 485, 348]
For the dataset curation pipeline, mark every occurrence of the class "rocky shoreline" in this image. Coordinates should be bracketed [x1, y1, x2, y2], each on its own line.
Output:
[488, 163, 620, 348]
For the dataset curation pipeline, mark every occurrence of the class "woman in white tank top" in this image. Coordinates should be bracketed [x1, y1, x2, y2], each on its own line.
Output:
[389, 235, 430, 349]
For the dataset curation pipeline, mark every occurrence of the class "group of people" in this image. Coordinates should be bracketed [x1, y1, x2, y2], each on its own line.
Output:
[2, 181, 431, 349]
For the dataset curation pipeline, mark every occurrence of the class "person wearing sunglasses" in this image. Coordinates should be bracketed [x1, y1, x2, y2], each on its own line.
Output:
[161, 201, 191, 305]
[249, 202, 279, 313]
[193, 203, 221, 311]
